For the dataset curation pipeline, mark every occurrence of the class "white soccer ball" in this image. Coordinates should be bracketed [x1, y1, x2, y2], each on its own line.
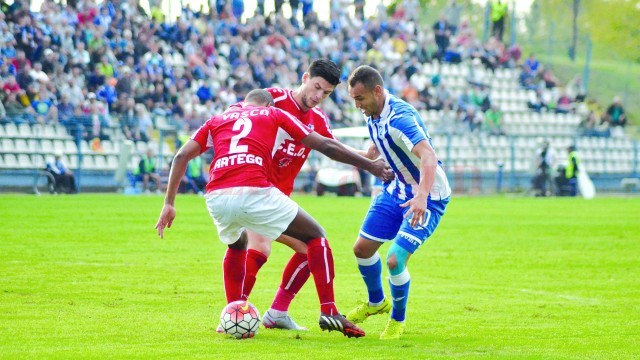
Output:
[219, 300, 261, 339]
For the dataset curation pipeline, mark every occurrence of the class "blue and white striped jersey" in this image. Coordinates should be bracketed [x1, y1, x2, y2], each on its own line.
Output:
[366, 92, 451, 201]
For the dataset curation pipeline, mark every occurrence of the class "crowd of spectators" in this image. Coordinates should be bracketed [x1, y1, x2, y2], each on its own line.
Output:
[0, 0, 630, 150]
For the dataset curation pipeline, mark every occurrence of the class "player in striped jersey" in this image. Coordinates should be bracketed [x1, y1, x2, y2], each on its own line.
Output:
[345, 65, 452, 339]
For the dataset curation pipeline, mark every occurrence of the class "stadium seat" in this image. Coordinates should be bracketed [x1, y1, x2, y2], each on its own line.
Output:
[93, 155, 108, 170]
[101, 140, 114, 154]
[1, 138, 15, 153]
[64, 140, 77, 154]
[18, 123, 32, 138]
[4, 123, 18, 137]
[106, 155, 118, 170]
[31, 154, 46, 169]
[53, 140, 65, 154]
[31, 124, 47, 138]
[2, 153, 18, 168]
[80, 140, 92, 154]
[14, 139, 30, 153]
[40, 139, 53, 153]
[67, 154, 78, 169]
[81, 155, 96, 170]
[17, 153, 33, 169]
[54, 125, 69, 138]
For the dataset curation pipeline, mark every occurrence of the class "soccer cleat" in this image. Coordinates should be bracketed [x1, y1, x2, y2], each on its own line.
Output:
[346, 298, 392, 324]
[319, 313, 365, 338]
[379, 319, 405, 340]
[262, 310, 308, 331]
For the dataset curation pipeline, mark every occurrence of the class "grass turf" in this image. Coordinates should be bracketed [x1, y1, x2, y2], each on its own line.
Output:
[1, 194, 639, 359]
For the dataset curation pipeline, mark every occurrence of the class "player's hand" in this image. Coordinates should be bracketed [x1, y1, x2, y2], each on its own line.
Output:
[400, 195, 428, 229]
[155, 204, 176, 238]
[370, 158, 394, 182]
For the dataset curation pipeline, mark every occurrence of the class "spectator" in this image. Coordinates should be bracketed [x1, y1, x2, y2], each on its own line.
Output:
[183, 156, 206, 195]
[524, 53, 541, 76]
[490, 0, 507, 41]
[555, 89, 574, 114]
[432, 14, 451, 61]
[484, 104, 505, 135]
[531, 138, 555, 197]
[462, 106, 483, 132]
[527, 88, 544, 112]
[604, 96, 627, 128]
[46, 151, 77, 194]
[562, 145, 580, 197]
[134, 148, 163, 194]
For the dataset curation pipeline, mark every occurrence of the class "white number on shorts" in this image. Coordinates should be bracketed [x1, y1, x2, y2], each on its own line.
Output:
[229, 117, 252, 153]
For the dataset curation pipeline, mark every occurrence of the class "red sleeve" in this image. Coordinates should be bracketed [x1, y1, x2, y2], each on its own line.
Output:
[272, 108, 311, 141]
[191, 118, 213, 152]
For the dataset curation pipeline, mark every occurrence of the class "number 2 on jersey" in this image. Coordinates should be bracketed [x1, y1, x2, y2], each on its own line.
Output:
[229, 117, 252, 154]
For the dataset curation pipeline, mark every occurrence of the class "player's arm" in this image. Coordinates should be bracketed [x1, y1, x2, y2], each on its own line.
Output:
[400, 140, 438, 228]
[155, 139, 201, 238]
[300, 132, 393, 182]
[341, 142, 379, 160]
[365, 142, 381, 159]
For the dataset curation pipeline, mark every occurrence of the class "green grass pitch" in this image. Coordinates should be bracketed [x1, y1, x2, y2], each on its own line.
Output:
[1, 194, 639, 359]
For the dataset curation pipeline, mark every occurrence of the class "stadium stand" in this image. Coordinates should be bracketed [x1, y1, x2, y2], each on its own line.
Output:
[0, 0, 637, 193]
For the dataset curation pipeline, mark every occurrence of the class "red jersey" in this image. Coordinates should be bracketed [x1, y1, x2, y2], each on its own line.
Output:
[191, 105, 311, 193]
[267, 87, 336, 195]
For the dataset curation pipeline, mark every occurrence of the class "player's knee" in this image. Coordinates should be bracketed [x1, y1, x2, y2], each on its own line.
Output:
[353, 241, 374, 259]
[386, 254, 398, 271]
[386, 243, 409, 275]
[248, 235, 271, 256]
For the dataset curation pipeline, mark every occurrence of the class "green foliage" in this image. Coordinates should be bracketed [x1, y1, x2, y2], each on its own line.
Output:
[1, 194, 640, 359]
[522, 0, 640, 126]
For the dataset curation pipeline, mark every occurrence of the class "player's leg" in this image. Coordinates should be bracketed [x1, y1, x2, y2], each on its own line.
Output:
[379, 241, 411, 340]
[380, 198, 449, 340]
[347, 192, 402, 324]
[223, 231, 248, 303]
[283, 207, 365, 337]
[205, 189, 251, 304]
[142, 173, 150, 191]
[263, 234, 309, 330]
[242, 230, 271, 300]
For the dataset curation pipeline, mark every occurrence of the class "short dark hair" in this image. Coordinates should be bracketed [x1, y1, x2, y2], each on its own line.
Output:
[348, 65, 384, 91]
[308, 59, 341, 86]
[245, 89, 274, 106]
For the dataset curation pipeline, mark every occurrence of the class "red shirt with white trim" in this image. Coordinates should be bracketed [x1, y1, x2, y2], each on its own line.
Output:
[192, 104, 312, 193]
[267, 87, 335, 195]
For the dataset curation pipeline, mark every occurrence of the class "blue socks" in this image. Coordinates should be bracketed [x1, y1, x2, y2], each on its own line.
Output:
[389, 269, 411, 322]
[356, 253, 385, 305]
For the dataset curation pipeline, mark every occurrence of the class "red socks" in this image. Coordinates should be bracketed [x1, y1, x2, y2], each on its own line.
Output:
[224, 238, 337, 315]
[306, 238, 337, 315]
[222, 248, 246, 303]
[242, 249, 268, 300]
[270, 252, 310, 311]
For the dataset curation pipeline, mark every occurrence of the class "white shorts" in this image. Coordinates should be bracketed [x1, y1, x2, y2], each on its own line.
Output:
[204, 186, 299, 245]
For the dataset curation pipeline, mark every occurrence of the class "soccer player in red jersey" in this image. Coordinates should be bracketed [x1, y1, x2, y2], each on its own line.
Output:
[236, 59, 361, 330]
[155, 89, 392, 337]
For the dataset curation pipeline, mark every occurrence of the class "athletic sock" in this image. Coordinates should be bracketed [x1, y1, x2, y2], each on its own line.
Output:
[242, 249, 268, 300]
[356, 253, 385, 304]
[306, 238, 337, 315]
[222, 248, 246, 303]
[271, 252, 310, 312]
[389, 268, 411, 322]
